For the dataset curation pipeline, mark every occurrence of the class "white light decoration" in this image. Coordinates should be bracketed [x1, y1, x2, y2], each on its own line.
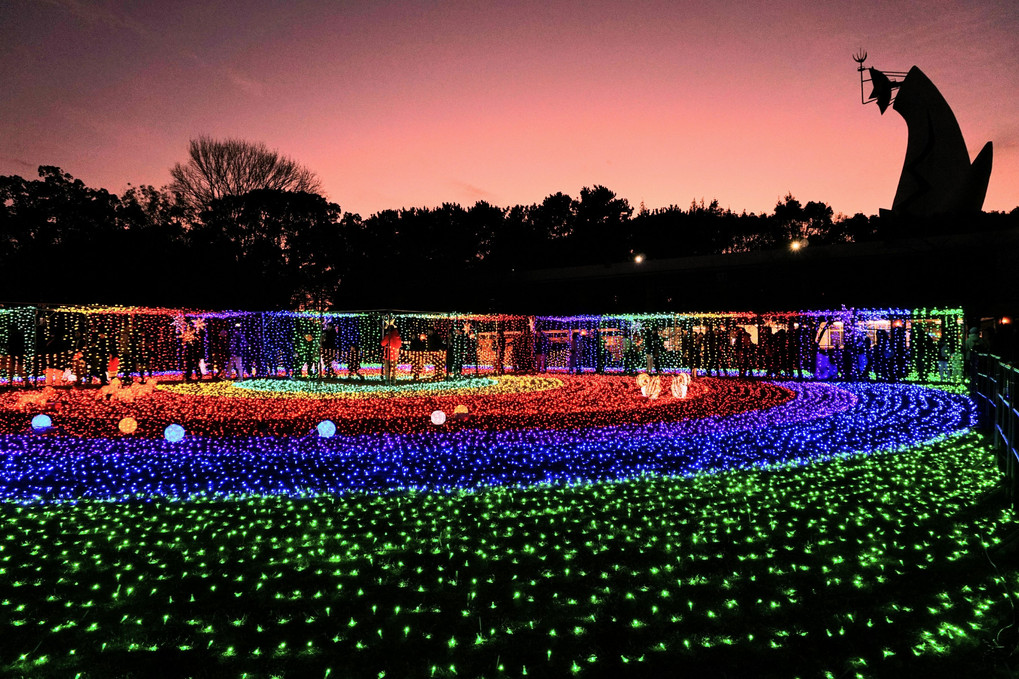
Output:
[31, 414, 52, 430]
[164, 423, 186, 442]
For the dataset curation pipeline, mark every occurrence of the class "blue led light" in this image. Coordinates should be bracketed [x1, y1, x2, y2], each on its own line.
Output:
[0, 383, 974, 502]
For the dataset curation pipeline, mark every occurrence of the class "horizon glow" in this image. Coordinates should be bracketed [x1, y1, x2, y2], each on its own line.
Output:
[1, 1, 1017, 217]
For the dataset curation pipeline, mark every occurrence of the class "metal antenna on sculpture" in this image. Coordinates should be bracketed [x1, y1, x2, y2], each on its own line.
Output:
[853, 51, 907, 114]
[853, 50, 869, 105]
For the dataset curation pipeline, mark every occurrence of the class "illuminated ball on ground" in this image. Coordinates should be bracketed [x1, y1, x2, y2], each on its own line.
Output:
[118, 417, 138, 434]
[453, 404, 469, 415]
[430, 410, 446, 425]
[31, 414, 52, 431]
[164, 423, 185, 442]
[316, 419, 337, 438]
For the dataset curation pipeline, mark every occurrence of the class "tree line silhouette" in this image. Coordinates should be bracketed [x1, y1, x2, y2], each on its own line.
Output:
[3, 139, 1017, 311]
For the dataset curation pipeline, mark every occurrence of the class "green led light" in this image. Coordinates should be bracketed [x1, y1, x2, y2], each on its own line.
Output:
[0, 429, 1014, 676]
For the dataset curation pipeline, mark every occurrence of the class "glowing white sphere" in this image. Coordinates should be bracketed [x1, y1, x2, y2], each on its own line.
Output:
[164, 423, 185, 443]
[430, 410, 446, 425]
[317, 420, 337, 438]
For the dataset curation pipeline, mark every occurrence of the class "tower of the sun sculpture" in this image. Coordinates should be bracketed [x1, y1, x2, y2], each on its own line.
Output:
[854, 51, 992, 219]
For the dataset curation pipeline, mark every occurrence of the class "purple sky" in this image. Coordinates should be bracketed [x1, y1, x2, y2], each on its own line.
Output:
[2, 0, 1017, 217]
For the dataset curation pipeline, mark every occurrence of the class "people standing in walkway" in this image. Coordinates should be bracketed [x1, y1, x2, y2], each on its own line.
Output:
[409, 331, 427, 380]
[568, 329, 582, 374]
[381, 321, 401, 383]
[937, 335, 952, 382]
[322, 321, 338, 377]
[3, 320, 29, 388]
[644, 324, 663, 374]
[182, 323, 204, 383]
[495, 325, 507, 376]
[427, 327, 446, 380]
[534, 328, 548, 374]
[964, 326, 987, 379]
[224, 322, 247, 381]
[85, 324, 113, 386]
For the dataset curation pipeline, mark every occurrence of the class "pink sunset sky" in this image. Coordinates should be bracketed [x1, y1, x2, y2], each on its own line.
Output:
[2, 0, 1017, 218]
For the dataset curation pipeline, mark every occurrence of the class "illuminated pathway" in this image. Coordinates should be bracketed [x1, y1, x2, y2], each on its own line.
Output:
[0, 379, 973, 501]
[0, 378, 1013, 679]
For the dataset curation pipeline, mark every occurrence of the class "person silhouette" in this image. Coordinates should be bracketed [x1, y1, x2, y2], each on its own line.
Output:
[381, 321, 402, 383]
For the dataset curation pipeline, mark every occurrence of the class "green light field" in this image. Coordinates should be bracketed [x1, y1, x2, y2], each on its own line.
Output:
[1, 432, 1016, 678]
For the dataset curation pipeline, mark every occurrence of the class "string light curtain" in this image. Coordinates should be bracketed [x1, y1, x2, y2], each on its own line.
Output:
[1, 305, 966, 385]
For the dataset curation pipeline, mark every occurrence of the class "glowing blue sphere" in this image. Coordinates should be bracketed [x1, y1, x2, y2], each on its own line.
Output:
[316, 419, 337, 438]
[164, 423, 186, 443]
[31, 414, 52, 430]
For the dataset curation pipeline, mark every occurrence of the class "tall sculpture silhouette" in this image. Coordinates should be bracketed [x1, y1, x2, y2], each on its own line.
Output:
[854, 51, 992, 219]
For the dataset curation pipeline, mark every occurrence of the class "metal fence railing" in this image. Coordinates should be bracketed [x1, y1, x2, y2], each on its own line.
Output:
[971, 352, 1018, 509]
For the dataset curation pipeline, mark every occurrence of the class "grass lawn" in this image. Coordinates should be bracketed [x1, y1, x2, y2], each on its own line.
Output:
[1, 430, 1016, 678]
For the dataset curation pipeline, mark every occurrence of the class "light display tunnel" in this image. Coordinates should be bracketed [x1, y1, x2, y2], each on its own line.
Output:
[0, 305, 967, 386]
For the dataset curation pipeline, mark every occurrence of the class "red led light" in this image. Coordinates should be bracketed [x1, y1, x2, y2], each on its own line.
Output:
[0, 375, 793, 438]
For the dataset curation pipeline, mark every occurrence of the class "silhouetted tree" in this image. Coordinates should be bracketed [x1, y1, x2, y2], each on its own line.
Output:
[0, 166, 123, 302]
[802, 200, 835, 243]
[464, 200, 505, 264]
[169, 136, 322, 213]
[572, 185, 633, 264]
[6, 159, 1018, 312]
[688, 198, 735, 253]
[196, 190, 344, 309]
[772, 193, 805, 244]
[492, 203, 541, 272]
[121, 184, 189, 235]
[770, 194, 835, 246]
[529, 192, 577, 240]
[116, 184, 190, 305]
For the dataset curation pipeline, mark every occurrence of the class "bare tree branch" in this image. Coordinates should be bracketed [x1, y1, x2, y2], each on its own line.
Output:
[169, 136, 322, 210]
